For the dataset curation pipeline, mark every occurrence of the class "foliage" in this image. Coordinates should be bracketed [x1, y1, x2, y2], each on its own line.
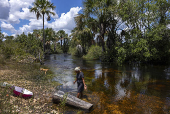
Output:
[0, 27, 71, 64]
[58, 92, 68, 113]
[70, 0, 170, 64]
[1, 39, 18, 59]
[116, 0, 170, 64]
[68, 47, 77, 56]
[68, 37, 82, 56]
[0, 54, 5, 64]
[0, 27, 4, 42]
[15, 32, 43, 59]
[51, 43, 63, 54]
[56, 30, 70, 53]
[83, 45, 102, 60]
[30, 0, 56, 53]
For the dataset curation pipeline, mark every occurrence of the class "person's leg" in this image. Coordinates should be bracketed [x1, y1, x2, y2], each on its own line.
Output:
[80, 92, 83, 98]
[77, 83, 80, 98]
[77, 93, 80, 98]
[77, 83, 84, 98]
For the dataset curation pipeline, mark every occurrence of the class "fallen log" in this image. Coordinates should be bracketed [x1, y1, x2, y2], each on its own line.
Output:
[52, 90, 93, 110]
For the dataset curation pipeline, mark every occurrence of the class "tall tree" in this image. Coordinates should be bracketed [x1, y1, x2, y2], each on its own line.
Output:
[117, 0, 170, 63]
[74, 14, 93, 54]
[30, 0, 56, 54]
[83, 0, 118, 52]
[56, 30, 67, 48]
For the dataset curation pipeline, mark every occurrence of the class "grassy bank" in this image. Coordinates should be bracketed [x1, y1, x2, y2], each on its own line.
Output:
[0, 60, 61, 114]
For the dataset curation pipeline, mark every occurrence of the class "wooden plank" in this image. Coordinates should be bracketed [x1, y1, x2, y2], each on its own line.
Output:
[52, 90, 93, 110]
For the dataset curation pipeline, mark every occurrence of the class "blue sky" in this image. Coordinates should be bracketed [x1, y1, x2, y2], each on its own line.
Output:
[0, 0, 83, 37]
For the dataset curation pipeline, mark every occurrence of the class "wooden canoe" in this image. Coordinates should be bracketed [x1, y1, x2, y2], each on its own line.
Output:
[53, 90, 93, 110]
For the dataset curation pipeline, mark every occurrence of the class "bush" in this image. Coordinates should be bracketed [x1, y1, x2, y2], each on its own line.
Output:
[0, 54, 6, 64]
[83, 45, 102, 60]
[68, 47, 77, 56]
[2, 46, 15, 59]
[51, 44, 63, 54]
[115, 47, 126, 64]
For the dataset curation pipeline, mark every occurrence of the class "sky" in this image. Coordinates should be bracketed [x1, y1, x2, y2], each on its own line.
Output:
[0, 0, 83, 37]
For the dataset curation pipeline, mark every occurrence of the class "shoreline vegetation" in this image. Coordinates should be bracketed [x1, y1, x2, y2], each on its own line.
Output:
[0, 56, 90, 114]
[0, 0, 170, 113]
[0, 58, 61, 114]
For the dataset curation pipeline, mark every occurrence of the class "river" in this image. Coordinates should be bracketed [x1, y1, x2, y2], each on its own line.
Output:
[44, 54, 170, 114]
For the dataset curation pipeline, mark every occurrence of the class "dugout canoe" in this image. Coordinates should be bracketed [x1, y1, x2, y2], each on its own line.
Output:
[53, 90, 93, 110]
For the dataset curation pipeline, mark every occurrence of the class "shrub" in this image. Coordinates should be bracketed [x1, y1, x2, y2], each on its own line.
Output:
[68, 47, 77, 56]
[0, 54, 5, 64]
[83, 45, 102, 60]
[51, 44, 63, 54]
[2, 46, 15, 59]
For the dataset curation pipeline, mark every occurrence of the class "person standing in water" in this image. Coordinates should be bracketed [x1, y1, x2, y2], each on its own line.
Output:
[73, 67, 87, 98]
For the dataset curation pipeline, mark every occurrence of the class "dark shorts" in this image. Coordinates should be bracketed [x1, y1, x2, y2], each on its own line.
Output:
[77, 82, 84, 93]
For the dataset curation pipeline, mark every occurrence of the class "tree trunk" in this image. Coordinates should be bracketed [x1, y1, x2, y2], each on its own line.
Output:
[54, 42, 56, 52]
[100, 23, 106, 52]
[43, 14, 45, 53]
[53, 90, 93, 110]
[61, 38, 62, 47]
[63, 38, 66, 53]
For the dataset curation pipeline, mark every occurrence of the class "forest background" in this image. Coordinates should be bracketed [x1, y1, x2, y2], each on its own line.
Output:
[0, 0, 170, 65]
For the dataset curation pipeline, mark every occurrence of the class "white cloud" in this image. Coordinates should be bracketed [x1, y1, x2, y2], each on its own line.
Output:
[7, 0, 59, 24]
[17, 18, 47, 34]
[7, 0, 35, 24]
[9, 0, 34, 14]
[16, 8, 36, 20]
[48, 7, 82, 33]
[0, 0, 82, 37]
[11, 34, 17, 38]
[0, 0, 10, 19]
[17, 7, 82, 35]
[1, 22, 16, 33]
[8, 14, 20, 24]
[2, 32, 8, 37]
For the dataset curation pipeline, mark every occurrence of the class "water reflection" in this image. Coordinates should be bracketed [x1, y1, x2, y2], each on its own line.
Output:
[44, 54, 170, 113]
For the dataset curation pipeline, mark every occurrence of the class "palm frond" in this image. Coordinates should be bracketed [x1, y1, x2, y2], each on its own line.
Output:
[30, 7, 38, 13]
[36, 11, 42, 19]
[47, 15, 51, 21]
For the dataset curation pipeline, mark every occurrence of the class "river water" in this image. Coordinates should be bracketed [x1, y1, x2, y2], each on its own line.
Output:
[44, 54, 170, 114]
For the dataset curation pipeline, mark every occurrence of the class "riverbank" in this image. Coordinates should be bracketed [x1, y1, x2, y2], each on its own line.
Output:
[0, 60, 61, 114]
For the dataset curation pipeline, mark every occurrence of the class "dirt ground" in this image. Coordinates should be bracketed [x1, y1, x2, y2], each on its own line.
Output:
[0, 60, 60, 114]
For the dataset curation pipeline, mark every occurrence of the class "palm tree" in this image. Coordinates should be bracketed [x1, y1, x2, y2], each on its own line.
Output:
[56, 30, 67, 47]
[74, 14, 94, 54]
[83, 0, 118, 52]
[30, 0, 56, 54]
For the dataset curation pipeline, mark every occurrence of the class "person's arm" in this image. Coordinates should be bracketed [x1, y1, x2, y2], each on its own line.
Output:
[82, 78, 87, 89]
[73, 78, 77, 84]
